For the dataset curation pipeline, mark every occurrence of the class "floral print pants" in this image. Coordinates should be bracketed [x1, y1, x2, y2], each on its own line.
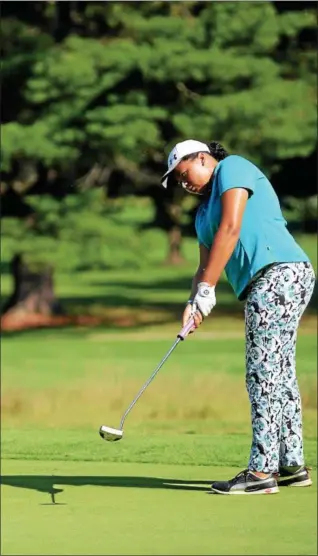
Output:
[245, 262, 315, 473]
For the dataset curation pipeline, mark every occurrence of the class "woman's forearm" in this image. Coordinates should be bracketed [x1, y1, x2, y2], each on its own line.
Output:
[189, 267, 204, 300]
[189, 225, 239, 299]
[200, 225, 240, 287]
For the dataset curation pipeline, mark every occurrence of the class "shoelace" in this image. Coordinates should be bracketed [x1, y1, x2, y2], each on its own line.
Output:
[231, 469, 250, 483]
[234, 469, 274, 482]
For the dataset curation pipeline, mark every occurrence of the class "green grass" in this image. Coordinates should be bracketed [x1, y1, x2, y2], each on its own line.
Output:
[1, 325, 317, 555]
[2, 460, 317, 556]
[2, 326, 316, 432]
[1, 232, 317, 555]
[2, 429, 317, 469]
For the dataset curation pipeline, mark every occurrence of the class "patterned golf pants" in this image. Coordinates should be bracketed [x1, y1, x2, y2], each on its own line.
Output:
[245, 262, 315, 473]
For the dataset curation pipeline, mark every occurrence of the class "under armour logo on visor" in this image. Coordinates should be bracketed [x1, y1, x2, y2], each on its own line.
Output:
[169, 153, 178, 167]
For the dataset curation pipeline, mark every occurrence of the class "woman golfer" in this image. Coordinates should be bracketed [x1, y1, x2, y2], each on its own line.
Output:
[161, 140, 315, 495]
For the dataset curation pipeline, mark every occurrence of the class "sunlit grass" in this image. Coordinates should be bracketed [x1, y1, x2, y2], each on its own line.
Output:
[2, 372, 316, 436]
[2, 328, 316, 444]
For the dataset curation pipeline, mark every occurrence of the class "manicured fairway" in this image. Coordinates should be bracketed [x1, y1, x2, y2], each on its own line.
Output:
[2, 459, 317, 556]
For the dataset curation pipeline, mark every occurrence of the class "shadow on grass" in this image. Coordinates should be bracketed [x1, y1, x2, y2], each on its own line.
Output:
[60, 295, 244, 317]
[1, 475, 211, 503]
[89, 277, 233, 293]
[51, 277, 318, 317]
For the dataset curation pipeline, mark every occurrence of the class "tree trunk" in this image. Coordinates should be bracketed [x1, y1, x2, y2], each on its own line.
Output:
[165, 226, 185, 265]
[1, 254, 65, 330]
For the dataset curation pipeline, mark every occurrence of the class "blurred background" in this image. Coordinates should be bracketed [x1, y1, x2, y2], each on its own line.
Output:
[1, 1, 317, 438]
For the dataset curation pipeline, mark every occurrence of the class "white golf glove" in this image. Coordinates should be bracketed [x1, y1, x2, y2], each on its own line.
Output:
[193, 282, 216, 317]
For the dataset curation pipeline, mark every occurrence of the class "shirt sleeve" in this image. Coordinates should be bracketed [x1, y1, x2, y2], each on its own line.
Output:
[217, 155, 257, 198]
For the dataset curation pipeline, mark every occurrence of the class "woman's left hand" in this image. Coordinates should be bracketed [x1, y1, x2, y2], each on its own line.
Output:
[193, 282, 216, 317]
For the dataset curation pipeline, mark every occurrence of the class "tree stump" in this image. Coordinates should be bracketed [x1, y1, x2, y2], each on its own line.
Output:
[1, 254, 65, 330]
[165, 226, 185, 266]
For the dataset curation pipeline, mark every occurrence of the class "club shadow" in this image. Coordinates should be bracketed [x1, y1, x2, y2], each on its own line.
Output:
[40, 502, 67, 506]
[1, 475, 211, 496]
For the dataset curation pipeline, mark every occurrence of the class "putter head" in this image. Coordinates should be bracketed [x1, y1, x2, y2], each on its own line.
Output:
[99, 425, 123, 442]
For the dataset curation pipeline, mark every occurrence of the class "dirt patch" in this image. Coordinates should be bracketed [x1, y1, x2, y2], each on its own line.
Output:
[2, 309, 316, 336]
[0, 308, 172, 332]
[0, 312, 102, 331]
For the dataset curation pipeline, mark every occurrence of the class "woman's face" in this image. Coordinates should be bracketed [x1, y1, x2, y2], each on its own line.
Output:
[173, 153, 217, 195]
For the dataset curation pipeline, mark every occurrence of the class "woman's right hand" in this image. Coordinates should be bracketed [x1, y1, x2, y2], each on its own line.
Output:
[182, 303, 203, 333]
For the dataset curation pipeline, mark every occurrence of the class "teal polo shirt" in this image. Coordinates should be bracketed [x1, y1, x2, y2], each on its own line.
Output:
[195, 155, 310, 300]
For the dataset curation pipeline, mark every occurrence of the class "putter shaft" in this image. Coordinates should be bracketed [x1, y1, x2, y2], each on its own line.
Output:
[119, 337, 181, 430]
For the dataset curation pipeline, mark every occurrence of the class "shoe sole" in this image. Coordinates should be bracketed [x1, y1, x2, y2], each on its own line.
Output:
[210, 486, 280, 495]
[278, 478, 312, 487]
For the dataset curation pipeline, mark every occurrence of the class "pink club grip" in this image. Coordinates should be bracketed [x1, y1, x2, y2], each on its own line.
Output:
[177, 318, 195, 340]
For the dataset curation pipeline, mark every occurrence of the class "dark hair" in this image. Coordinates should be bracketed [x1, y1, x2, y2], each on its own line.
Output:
[182, 141, 229, 162]
[207, 141, 229, 161]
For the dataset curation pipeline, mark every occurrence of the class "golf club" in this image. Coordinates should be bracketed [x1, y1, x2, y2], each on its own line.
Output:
[99, 318, 195, 442]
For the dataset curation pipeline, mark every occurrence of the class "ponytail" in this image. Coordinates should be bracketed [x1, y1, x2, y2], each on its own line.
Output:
[207, 141, 229, 161]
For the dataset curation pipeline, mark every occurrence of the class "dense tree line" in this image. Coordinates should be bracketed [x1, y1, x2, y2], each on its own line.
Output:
[1, 1, 317, 268]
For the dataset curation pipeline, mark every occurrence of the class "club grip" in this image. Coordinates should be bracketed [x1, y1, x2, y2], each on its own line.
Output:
[177, 318, 195, 340]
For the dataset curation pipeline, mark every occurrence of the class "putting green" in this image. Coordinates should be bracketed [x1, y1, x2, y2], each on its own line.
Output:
[1, 460, 316, 555]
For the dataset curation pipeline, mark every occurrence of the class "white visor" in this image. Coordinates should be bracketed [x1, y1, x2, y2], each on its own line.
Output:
[161, 140, 210, 188]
